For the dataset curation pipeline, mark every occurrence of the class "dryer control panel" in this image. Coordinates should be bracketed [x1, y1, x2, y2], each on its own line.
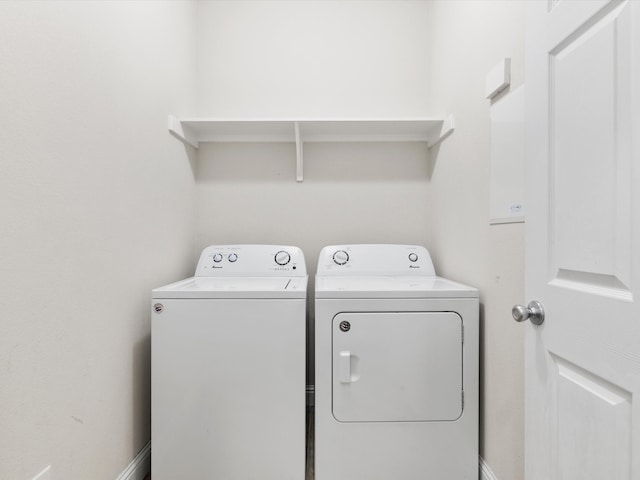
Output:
[195, 245, 307, 276]
[317, 244, 436, 276]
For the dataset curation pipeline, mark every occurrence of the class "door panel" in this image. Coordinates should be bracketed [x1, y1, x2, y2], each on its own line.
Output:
[550, 1, 632, 295]
[331, 311, 462, 422]
[554, 355, 632, 479]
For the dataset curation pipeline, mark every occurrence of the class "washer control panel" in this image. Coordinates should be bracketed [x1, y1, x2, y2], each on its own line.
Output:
[195, 245, 306, 276]
[317, 244, 435, 276]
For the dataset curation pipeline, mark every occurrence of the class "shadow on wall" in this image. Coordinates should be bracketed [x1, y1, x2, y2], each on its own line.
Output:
[478, 301, 486, 459]
[133, 333, 151, 448]
[176, 143, 199, 182]
[194, 142, 432, 184]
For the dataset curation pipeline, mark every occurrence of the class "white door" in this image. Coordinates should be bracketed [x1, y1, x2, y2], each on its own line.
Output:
[525, 1, 640, 479]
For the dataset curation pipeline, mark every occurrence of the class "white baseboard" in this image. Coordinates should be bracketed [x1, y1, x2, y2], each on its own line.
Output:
[32, 466, 51, 480]
[479, 456, 499, 480]
[116, 441, 150, 480]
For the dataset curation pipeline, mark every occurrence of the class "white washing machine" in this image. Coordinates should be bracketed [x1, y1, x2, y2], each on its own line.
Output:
[315, 244, 478, 480]
[152, 245, 307, 480]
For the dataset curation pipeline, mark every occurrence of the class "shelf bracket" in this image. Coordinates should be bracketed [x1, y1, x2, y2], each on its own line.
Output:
[427, 114, 455, 150]
[168, 115, 199, 149]
[294, 121, 303, 182]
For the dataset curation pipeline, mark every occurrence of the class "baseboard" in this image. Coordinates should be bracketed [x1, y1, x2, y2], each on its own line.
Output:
[479, 456, 499, 480]
[116, 441, 151, 480]
[32, 466, 51, 480]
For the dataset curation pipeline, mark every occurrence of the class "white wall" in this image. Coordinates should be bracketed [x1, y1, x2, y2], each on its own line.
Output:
[427, 2, 525, 480]
[195, 4, 526, 479]
[0, 2, 527, 480]
[196, 0, 431, 118]
[193, 0, 434, 384]
[0, 2, 197, 479]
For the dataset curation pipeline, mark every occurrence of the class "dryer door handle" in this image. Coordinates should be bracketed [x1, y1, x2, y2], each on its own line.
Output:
[339, 351, 351, 383]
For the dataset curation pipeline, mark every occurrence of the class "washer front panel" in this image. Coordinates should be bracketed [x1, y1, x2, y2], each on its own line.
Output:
[332, 311, 463, 422]
[152, 298, 305, 480]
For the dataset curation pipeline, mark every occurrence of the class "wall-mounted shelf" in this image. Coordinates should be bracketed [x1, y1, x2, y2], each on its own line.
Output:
[168, 115, 455, 182]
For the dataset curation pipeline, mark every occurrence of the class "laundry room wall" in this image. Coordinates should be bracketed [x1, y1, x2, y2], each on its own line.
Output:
[193, 0, 434, 384]
[426, 2, 526, 480]
[195, 0, 431, 118]
[0, 2, 197, 479]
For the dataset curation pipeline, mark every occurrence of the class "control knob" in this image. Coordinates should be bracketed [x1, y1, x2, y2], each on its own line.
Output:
[275, 250, 291, 266]
[212, 253, 223, 263]
[333, 250, 349, 266]
[408, 253, 418, 262]
[228, 253, 238, 263]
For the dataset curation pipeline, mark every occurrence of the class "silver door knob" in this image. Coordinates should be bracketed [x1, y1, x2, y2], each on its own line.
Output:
[512, 300, 545, 325]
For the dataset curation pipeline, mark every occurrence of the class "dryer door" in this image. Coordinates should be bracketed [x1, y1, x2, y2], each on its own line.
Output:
[332, 311, 463, 422]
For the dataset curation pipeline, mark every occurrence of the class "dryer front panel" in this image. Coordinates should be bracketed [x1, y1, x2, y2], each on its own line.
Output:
[332, 311, 463, 422]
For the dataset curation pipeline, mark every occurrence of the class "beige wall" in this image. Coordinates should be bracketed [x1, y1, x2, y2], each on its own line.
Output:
[427, 2, 525, 480]
[0, 2, 197, 479]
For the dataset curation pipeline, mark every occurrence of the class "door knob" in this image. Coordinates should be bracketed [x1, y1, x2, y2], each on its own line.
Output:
[512, 300, 545, 325]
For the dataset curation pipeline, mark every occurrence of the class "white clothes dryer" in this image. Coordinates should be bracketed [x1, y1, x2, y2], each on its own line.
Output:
[314, 244, 478, 480]
[152, 245, 307, 480]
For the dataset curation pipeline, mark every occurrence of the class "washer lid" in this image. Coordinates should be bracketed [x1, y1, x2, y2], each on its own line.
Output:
[315, 275, 477, 298]
[152, 276, 307, 299]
